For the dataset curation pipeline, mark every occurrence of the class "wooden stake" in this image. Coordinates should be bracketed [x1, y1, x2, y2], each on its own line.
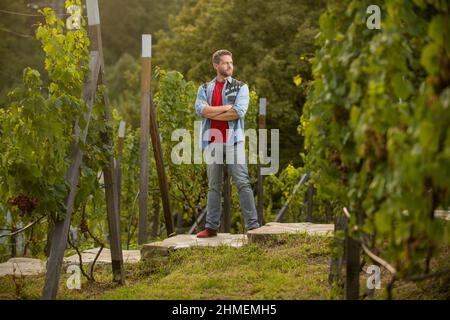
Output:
[87, 0, 124, 284]
[305, 183, 315, 222]
[139, 35, 151, 244]
[117, 121, 126, 215]
[345, 232, 360, 300]
[99, 72, 124, 284]
[143, 34, 175, 237]
[257, 98, 267, 226]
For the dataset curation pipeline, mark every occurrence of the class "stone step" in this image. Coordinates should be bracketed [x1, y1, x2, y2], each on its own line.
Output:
[246, 222, 334, 243]
[141, 223, 335, 259]
[435, 210, 450, 221]
[63, 248, 141, 267]
[141, 233, 247, 260]
[0, 223, 335, 275]
[0, 257, 46, 277]
[0, 248, 141, 277]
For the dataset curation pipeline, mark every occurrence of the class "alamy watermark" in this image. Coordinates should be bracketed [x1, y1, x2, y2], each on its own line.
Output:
[66, 264, 81, 290]
[366, 264, 381, 290]
[66, 5, 81, 30]
[170, 122, 279, 175]
[366, 5, 381, 30]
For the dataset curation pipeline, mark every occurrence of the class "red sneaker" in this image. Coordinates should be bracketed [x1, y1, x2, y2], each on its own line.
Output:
[196, 228, 218, 238]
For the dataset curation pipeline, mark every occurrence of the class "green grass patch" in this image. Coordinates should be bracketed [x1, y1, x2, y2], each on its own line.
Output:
[0, 233, 448, 300]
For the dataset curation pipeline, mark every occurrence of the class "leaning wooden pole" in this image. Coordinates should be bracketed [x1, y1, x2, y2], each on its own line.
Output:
[257, 98, 267, 226]
[42, 1, 126, 299]
[87, 0, 124, 284]
[42, 51, 101, 300]
[143, 34, 175, 237]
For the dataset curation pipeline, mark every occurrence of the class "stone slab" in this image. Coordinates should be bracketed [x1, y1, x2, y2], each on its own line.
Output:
[0, 248, 141, 277]
[247, 222, 334, 243]
[141, 233, 247, 260]
[435, 210, 450, 221]
[63, 248, 141, 267]
[0, 257, 46, 277]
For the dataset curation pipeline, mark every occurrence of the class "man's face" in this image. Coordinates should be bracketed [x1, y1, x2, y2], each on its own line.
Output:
[214, 55, 233, 78]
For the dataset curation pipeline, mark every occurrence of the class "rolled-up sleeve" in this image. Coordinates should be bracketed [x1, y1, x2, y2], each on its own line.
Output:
[232, 84, 249, 119]
[194, 86, 207, 118]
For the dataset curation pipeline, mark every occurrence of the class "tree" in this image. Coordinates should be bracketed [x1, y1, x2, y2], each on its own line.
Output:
[153, 0, 325, 169]
[0, 0, 43, 106]
[301, 0, 450, 288]
[99, 0, 184, 65]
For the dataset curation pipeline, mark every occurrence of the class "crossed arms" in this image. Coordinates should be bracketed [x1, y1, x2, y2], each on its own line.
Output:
[194, 83, 249, 121]
[200, 102, 239, 121]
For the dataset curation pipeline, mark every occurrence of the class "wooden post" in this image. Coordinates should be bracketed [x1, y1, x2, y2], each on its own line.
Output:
[87, 0, 124, 285]
[53, 0, 64, 17]
[11, 227, 17, 257]
[144, 34, 175, 237]
[176, 212, 183, 232]
[221, 166, 231, 233]
[328, 214, 346, 286]
[257, 98, 266, 226]
[42, 1, 125, 299]
[138, 35, 151, 244]
[345, 219, 360, 300]
[151, 201, 160, 238]
[305, 183, 315, 222]
[117, 121, 126, 216]
[44, 220, 54, 257]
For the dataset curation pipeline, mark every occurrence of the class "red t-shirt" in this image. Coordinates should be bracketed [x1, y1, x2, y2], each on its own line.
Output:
[209, 80, 228, 143]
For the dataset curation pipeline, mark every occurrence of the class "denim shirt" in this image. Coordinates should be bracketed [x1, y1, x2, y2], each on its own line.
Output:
[194, 76, 249, 150]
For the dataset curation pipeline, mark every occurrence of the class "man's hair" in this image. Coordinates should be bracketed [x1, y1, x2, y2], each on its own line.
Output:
[212, 49, 232, 65]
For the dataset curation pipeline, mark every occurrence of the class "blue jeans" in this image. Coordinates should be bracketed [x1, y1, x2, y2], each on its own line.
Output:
[205, 142, 260, 231]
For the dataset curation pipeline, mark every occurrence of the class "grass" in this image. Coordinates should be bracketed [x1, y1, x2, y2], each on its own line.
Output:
[371, 244, 450, 300]
[0, 234, 332, 300]
[0, 233, 448, 300]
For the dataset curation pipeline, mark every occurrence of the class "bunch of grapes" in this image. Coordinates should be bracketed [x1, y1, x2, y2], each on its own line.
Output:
[8, 194, 39, 214]
[79, 220, 89, 234]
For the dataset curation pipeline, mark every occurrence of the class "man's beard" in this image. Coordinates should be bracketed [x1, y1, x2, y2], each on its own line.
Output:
[219, 69, 232, 77]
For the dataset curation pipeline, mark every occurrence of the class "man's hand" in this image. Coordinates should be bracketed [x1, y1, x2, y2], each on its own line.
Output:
[209, 108, 239, 121]
[201, 102, 234, 118]
[202, 102, 232, 110]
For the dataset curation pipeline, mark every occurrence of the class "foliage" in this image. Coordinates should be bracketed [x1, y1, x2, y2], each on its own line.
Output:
[0, 0, 184, 106]
[301, 0, 450, 280]
[0, 0, 43, 106]
[0, 1, 90, 221]
[0, 1, 111, 257]
[154, 0, 325, 169]
[99, 0, 184, 65]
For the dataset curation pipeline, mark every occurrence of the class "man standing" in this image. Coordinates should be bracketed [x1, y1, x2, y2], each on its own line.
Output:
[194, 49, 260, 238]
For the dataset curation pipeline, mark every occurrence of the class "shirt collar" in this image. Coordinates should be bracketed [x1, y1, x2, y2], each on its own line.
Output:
[213, 76, 232, 85]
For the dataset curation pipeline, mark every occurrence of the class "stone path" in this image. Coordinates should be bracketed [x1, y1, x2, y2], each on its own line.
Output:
[0, 257, 46, 277]
[62, 247, 141, 267]
[246, 222, 334, 243]
[0, 222, 334, 275]
[435, 210, 450, 221]
[140, 222, 334, 260]
[141, 233, 247, 259]
[0, 249, 140, 277]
